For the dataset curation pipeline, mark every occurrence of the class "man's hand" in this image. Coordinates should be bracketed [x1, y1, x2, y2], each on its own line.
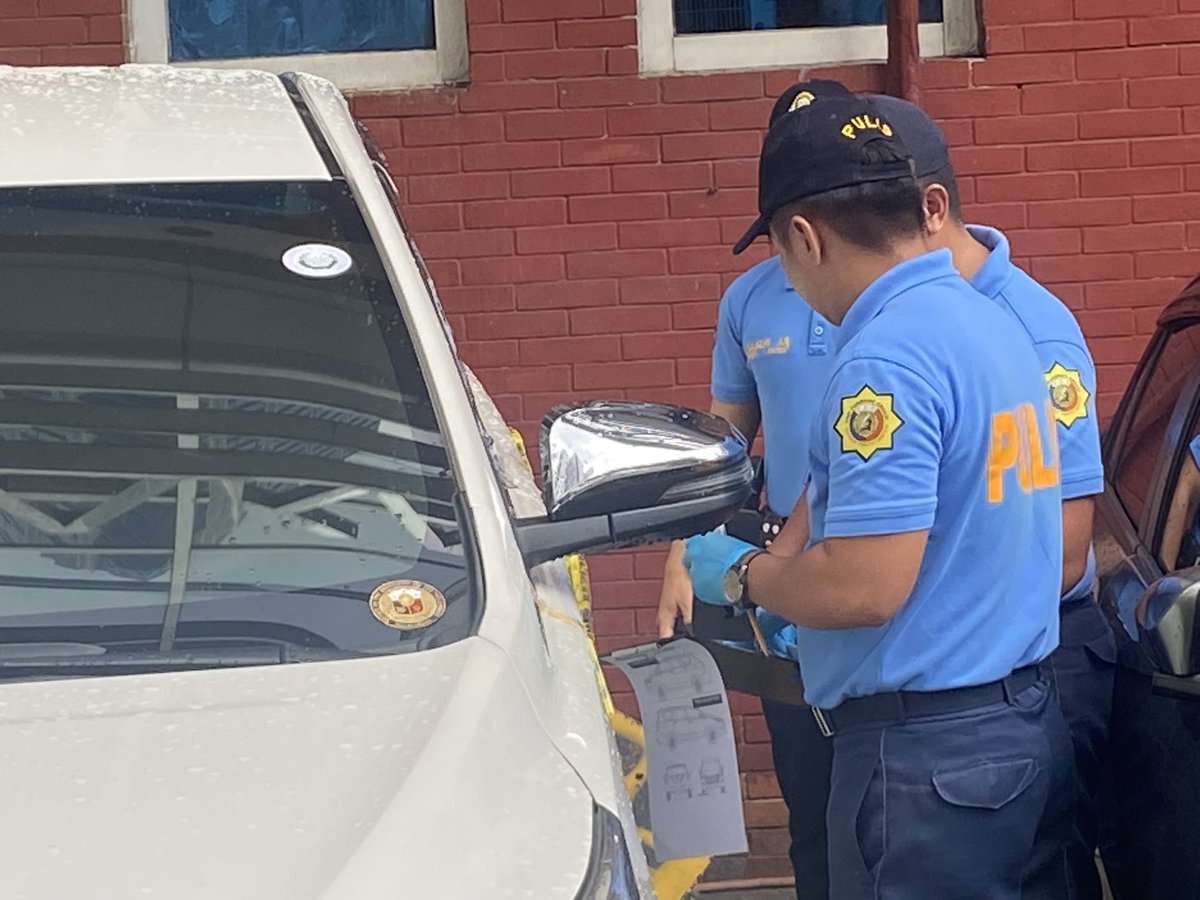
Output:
[656, 541, 695, 639]
[654, 397, 763, 638]
[683, 531, 757, 606]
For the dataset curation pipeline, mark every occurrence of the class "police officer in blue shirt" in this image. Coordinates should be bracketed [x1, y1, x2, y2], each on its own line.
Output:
[867, 95, 1111, 900]
[759, 89, 1109, 898]
[703, 254, 838, 895]
[656, 188, 840, 900]
[655, 83, 850, 900]
[683, 93, 1074, 898]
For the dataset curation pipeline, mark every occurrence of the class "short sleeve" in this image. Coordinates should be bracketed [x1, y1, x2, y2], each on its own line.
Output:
[711, 285, 756, 404]
[1042, 342, 1103, 500]
[820, 356, 944, 538]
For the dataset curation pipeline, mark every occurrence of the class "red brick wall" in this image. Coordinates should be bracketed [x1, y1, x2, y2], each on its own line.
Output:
[0, 0, 124, 66]
[5, 0, 1200, 884]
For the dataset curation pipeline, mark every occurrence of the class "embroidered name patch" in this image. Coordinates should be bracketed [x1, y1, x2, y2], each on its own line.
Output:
[745, 336, 791, 359]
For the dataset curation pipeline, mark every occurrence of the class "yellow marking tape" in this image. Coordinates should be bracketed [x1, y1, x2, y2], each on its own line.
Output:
[508, 429, 710, 899]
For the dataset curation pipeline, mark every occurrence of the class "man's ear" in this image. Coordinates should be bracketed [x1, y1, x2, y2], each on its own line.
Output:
[923, 184, 951, 235]
[794, 215, 823, 264]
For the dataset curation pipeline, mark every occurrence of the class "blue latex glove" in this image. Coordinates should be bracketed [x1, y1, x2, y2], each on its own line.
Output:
[767, 619, 799, 660]
[755, 611, 798, 659]
[716, 612, 796, 657]
[683, 531, 756, 606]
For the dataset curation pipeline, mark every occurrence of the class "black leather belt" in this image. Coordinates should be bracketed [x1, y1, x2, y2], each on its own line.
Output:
[692, 634, 808, 707]
[811, 664, 1045, 737]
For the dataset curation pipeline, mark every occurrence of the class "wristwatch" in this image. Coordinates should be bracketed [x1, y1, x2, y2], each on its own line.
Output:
[722, 548, 763, 607]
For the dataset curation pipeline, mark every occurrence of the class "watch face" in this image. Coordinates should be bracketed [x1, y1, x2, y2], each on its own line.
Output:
[722, 566, 742, 604]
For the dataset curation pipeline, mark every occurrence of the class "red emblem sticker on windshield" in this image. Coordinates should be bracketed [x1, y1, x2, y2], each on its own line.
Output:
[369, 580, 447, 630]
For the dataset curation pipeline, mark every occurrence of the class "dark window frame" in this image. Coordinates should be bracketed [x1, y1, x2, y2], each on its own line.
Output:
[1109, 319, 1200, 543]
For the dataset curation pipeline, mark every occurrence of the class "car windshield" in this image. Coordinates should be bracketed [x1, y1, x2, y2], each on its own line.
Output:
[0, 179, 478, 680]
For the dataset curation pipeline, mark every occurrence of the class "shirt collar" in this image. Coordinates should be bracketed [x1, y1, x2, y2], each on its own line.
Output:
[836, 249, 957, 350]
[966, 224, 1014, 300]
[769, 254, 833, 347]
[769, 254, 796, 292]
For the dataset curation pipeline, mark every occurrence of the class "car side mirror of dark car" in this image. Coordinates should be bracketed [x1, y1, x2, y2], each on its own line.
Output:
[512, 401, 754, 568]
[1136, 566, 1200, 677]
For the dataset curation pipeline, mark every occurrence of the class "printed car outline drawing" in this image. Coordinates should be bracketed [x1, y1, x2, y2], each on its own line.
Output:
[664, 763, 693, 801]
[698, 756, 725, 795]
[644, 652, 712, 700]
[655, 705, 724, 750]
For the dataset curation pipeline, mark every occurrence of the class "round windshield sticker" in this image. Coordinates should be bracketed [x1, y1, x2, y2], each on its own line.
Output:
[369, 580, 447, 630]
[282, 243, 353, 279]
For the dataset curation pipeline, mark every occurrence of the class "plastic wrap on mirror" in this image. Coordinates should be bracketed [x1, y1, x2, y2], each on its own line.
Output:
[463, 366, 546, 521]
[463, 365, 662, 898]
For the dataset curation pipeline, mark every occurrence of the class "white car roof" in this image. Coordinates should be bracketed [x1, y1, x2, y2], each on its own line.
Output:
[0, 65, 331, 188]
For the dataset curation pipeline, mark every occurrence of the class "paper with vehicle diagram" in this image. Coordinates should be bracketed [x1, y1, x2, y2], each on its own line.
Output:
[604, 637, 748, 861]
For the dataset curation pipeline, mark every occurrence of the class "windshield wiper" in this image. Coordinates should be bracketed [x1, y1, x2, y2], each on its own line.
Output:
[0, 642, 359, 676]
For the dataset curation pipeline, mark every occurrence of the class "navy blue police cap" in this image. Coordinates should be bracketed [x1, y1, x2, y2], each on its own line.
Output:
[733, 95, 915, 255]
[768, 79, 857, 126]
[864, 94, 951, 178]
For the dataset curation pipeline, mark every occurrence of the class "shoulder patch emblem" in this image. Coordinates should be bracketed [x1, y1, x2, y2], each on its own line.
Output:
[1045, 362, 1089, 428]
[835, 386, 903, 460]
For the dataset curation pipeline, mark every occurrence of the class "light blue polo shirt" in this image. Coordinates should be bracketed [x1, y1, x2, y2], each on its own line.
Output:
[969, 226, 1104, 604]
[797, 250, 1063, 709]
[711, 256, 837, 516]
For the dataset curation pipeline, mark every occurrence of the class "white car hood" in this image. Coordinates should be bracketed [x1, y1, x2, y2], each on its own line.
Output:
[0, 638, 594, 900]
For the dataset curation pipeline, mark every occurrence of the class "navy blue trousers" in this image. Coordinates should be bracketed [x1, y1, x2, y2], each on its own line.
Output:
[764, 606, 1104, 900]
[762, 698, 834, 900]
[825, 678, 1076, 900]
[1045, 597, 1117, 900]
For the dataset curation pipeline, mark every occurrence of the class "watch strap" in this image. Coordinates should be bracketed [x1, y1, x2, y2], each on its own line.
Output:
[733, 548, 763, 607]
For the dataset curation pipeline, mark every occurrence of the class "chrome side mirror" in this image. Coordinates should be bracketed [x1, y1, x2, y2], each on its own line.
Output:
[1137, 566, 1200, 677]
[513, 401, 752, 568]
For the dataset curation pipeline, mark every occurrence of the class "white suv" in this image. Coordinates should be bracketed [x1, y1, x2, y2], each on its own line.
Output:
[0, 66, 751, 899]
